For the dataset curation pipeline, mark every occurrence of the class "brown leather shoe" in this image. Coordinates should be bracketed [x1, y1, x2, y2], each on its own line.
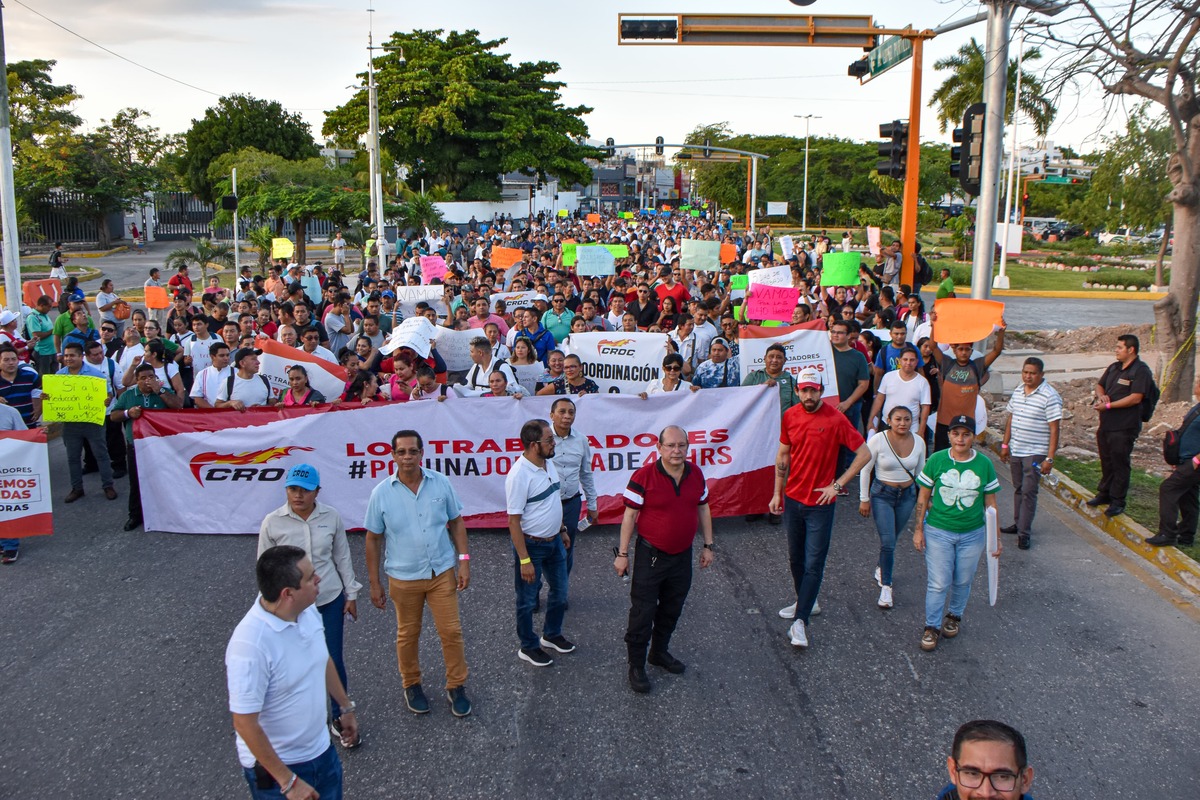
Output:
[64, 488, 85, 503]
[104, 487, 118, 500]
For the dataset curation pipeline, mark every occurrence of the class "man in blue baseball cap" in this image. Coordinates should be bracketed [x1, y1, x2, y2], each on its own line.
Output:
[258, 463, 363, 748]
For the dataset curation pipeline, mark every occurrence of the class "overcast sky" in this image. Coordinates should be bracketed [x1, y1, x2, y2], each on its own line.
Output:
[6, 0, 1126, 156]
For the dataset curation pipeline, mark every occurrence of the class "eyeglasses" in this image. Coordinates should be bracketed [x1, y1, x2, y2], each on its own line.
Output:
[953, 767, 1019, 793]
[660, 443, 688, 450]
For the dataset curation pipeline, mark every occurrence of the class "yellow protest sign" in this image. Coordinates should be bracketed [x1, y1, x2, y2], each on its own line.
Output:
[557, 209, 569, 217]
[41, 374, 108, 425]
[271, 238, 294, 260]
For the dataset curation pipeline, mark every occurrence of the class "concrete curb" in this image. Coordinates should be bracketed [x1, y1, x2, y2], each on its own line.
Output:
[978, 433, 1200, 597]
[923, 286, 1166, 301]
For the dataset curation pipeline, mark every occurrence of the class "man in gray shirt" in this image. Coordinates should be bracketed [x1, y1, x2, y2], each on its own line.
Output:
[550, 398, 597, 575]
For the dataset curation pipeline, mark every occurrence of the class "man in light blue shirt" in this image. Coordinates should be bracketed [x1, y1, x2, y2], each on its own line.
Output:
[364, 429, 472, 718]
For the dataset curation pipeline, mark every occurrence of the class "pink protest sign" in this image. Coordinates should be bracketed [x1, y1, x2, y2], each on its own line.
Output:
[746, 284, 800, 322]
[420, 255, 449, 284]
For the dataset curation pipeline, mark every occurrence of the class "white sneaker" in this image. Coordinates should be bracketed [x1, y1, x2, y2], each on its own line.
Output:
[811, 599, 821, 616]
[874, 567, 882, 588]
[789, 619, 809, 648]
[878, 586, 893, 609]
[778, 601, 797, 619]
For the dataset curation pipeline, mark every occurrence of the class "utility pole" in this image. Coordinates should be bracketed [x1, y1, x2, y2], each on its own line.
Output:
[232, 168, 240, 275]
[994, 33, 1024, 290]
[0, 5, 21, 313]
[366, 11, 385, 250]
[795, 114, 821, 232]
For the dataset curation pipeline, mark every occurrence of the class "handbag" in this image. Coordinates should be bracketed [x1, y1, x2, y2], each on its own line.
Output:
[113, 300, 132, 321]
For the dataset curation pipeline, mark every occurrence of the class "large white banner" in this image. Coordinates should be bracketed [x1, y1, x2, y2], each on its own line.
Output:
[134, 387, 781, 534]
[766, 201, 789, 216]
[738, 323, 840, 401]
[0, 429, 53, 538]
[560, 331, 669, 394]
[254, 337, 348, 401]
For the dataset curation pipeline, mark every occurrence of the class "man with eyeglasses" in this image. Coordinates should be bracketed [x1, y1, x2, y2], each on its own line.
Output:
[627, 285, 659, 330]
[300, 330, 338, 364]
[541, 294, 575, 342]
[614, 425, 713, 694]
[936, 719, 1035, 799]
[506, 418, 574, 668]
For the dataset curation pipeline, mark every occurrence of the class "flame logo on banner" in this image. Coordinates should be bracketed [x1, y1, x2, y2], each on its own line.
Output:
[597, 338, 634, 350]
[189, 446, 314, 485]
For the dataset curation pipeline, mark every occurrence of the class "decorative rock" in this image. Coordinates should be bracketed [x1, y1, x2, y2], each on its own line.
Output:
[1128, 285, 1138, 291]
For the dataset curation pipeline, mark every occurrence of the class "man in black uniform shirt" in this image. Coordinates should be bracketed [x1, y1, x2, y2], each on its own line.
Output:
[1088, 334, 1155, 518]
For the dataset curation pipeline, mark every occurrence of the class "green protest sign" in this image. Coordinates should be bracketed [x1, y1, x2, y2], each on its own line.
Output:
[730, 275, 749, 290]
[603, 244, 630, 259]
[689, 210, 701, 217]
[41, 374, 108, 425]
[820, 251, 862, 286]
[562, 242, 577, 266]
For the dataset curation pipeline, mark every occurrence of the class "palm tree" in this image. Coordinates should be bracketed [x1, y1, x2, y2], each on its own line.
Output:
[245, 225, 274, 269]
[164, 237, 235, 286]
[341, 221, 371, 267]
[929, 39, 1055, 137]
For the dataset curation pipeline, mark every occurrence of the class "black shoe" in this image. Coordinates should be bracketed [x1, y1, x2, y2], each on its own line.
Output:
[122, 517, 142, 531]
[1017, 534, 1031, 550]
[447, 686, 472, 718]
[1104, 504, 1126, 518]
[648, 651, 686, 674]
[1179, 539, 1195, 547]
[539, 634, 576, 654]
[518, 647, 554, 667]
[1085, 495, 1111, 507]
[744, 513, 764, 522]
[404, 684, 430, 714]
[628, 665, 651, 693]
[768, 513, 782, 525]
[1146, 533, 1178, 546]
[1000, 524, 1018, 535]
[1, 549, 18, 565]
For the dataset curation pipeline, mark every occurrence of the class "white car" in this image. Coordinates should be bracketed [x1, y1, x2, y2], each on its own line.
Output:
[1098, 227, 1132, 245]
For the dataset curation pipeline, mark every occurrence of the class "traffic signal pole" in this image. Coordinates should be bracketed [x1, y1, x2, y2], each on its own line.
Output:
[898, 37, 923, 288]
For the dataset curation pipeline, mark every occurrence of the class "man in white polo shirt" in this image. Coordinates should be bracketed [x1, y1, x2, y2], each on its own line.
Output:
[505, 418, 574, 668]
[226, 545, 357, 800]
[1000, 356, 1062, 551]
[190, 342, 232, 409]
[216, 347, 275, 410]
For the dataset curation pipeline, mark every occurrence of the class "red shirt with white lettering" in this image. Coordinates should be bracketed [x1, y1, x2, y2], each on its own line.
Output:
[779, 402, 865, 504]
[623, 460, 708, 554]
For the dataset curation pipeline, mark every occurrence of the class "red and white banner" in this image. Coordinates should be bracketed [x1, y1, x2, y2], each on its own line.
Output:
[0, 429, 53, 538]
[738, 323, 839, 401]
[254, 336, 347, 401]
[132, 386, 780, 534]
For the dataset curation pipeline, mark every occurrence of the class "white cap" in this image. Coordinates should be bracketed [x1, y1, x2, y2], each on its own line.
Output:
[796, 366, 823, 390]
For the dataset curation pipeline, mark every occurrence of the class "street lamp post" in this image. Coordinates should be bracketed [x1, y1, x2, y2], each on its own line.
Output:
[795, 114, 821, 233]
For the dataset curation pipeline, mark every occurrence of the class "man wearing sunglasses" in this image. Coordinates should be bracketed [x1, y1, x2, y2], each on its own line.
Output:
[936, 720, 1035, 799]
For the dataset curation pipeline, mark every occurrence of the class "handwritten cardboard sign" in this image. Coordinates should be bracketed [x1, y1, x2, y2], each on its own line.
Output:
[41, 374, 108, 425]
[576, 246, 616, 276]
[491, 247, 523, 270]
[720, 244, 738, 265]
[746, 284, 800, 322]
[420, 255, 449, 284]
[819, 252, 862, 286]
[271, 238, 294, 260]
[680, 239, 720, 272]
[933, 298, 1005, 344]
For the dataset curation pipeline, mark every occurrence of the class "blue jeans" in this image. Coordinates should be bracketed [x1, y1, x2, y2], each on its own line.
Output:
[242, 743, 342, 800]
[783, 498, 836, 624]
[562, 494, 582, 575]
[837, 401, 863, 475]
[317, 594, 347, 721]
[923, 523, 986, 628]
[0, 538, 18, 552]
[870, 481, 917, 586]
[514, 537, 568, 650]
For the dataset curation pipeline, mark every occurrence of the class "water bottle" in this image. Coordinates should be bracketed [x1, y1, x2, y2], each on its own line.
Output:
[1033, 461, 1059, 488]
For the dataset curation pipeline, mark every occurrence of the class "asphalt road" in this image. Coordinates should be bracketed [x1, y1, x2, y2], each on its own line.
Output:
[2, 439, 1198, 799]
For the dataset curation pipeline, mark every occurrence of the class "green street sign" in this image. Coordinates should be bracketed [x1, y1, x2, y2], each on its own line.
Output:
[1043, 175, 1071, 184]
[865, 35, 913, 82]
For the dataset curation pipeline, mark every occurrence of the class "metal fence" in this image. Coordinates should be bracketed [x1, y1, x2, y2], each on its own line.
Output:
[30, 191, 124, 244]
[153, 192, 337, 241]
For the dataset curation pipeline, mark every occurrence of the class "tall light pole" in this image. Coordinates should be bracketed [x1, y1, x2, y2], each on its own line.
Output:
[795, 114, 821, 232]
[366, 11, 385, 250]
[0, 6, 22, 313]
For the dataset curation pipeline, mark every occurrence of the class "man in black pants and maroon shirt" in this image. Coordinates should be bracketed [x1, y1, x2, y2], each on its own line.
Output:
[614, 425, 714, 694]
[1089, 334, 1155, 518]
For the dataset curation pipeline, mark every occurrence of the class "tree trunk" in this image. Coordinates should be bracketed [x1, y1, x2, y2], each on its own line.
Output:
[95, 215, 111, 249]
[1155, 216, 1171, 287]
[294, 220, 308, 265]
[1155, 201, 1198, 402]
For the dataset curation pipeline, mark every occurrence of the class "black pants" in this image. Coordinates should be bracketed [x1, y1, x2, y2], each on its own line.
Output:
[1097, 427, 1139, 505]
[1158, 462, 1200, 543]
[83, 420, 127, 473]
[624, 537, 692, 666]
[126, 444, 142, 521]
[934, 423, 951, 453]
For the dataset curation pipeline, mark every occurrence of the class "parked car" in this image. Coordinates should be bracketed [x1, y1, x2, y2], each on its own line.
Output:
[1098, 227, 1132, 245]
[1042, 222, 1086, 241]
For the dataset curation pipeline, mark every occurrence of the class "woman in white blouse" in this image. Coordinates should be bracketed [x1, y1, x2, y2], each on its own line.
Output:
[639, 353, 694, 398]
[859, 405, 926, 610]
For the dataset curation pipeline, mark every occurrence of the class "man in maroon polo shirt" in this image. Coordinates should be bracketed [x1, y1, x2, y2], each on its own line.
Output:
[614, 425, 714, 694]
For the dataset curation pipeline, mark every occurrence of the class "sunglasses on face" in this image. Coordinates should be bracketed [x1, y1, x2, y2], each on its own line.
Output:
[663, 365, 682, 372]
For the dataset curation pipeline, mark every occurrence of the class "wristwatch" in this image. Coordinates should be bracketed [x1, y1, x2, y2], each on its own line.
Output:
[702, 543, 714, 551]
[832, 481, 843, 492]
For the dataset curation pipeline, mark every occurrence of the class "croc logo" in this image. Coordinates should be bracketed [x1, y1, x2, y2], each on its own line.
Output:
[189, 446, 314, 485]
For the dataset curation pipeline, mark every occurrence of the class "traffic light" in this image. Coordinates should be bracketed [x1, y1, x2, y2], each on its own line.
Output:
[620, 19, 678, 41]
[605, 137, 615, 158]
[876, 120, 908, 180]
[703, 138, 712, 158]
[1022, 192, 1030, 214]
[848, 58, 869, 81]
[655, 136, 665, 156]
[950, 102, 986, 196]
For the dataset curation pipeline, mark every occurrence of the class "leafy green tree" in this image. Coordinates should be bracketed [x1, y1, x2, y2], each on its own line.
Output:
[929, 39, 1055, 137]
[5, 59, 80, 164]
[323, 29, 600, 200]
[164, 237, 235, 286]
[182, 95, 318, 202]
[245, 224, 275, 268]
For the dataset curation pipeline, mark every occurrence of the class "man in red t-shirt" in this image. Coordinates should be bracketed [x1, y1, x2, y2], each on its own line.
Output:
[769, 367, 870, 650]
[615, 425, 714, 694]
[653, 266, 691, 311]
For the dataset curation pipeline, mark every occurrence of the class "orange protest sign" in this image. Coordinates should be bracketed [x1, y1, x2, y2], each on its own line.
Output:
[144, 285, 170, 309]
[586, 213, 601, 224]
[22, 278, 61, 308]
[720, 243, 738, 265]
[932, 298, 1005, 344]
[491, 247, 523, 270]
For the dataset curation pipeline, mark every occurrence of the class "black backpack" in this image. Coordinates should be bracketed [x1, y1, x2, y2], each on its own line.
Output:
[1163, 403, 1200, 465]
[915, 253, 934, 285]
[1140, 363, 1160, 423]
[226, 372, 272, 402]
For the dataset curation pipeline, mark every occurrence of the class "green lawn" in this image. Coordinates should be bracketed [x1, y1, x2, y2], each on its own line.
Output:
[1056, 458, 1200, 562]
[928, 259, 1155, 293]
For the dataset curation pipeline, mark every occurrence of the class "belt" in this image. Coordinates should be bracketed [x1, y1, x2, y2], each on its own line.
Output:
[524, 534, 557, 543]
[561, 493, 581, 503]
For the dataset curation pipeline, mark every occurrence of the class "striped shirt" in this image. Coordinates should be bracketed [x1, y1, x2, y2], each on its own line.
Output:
[505, 455, 563, 539]
[0, 364, 42, 424]
[1005, 380, 1063, 457]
